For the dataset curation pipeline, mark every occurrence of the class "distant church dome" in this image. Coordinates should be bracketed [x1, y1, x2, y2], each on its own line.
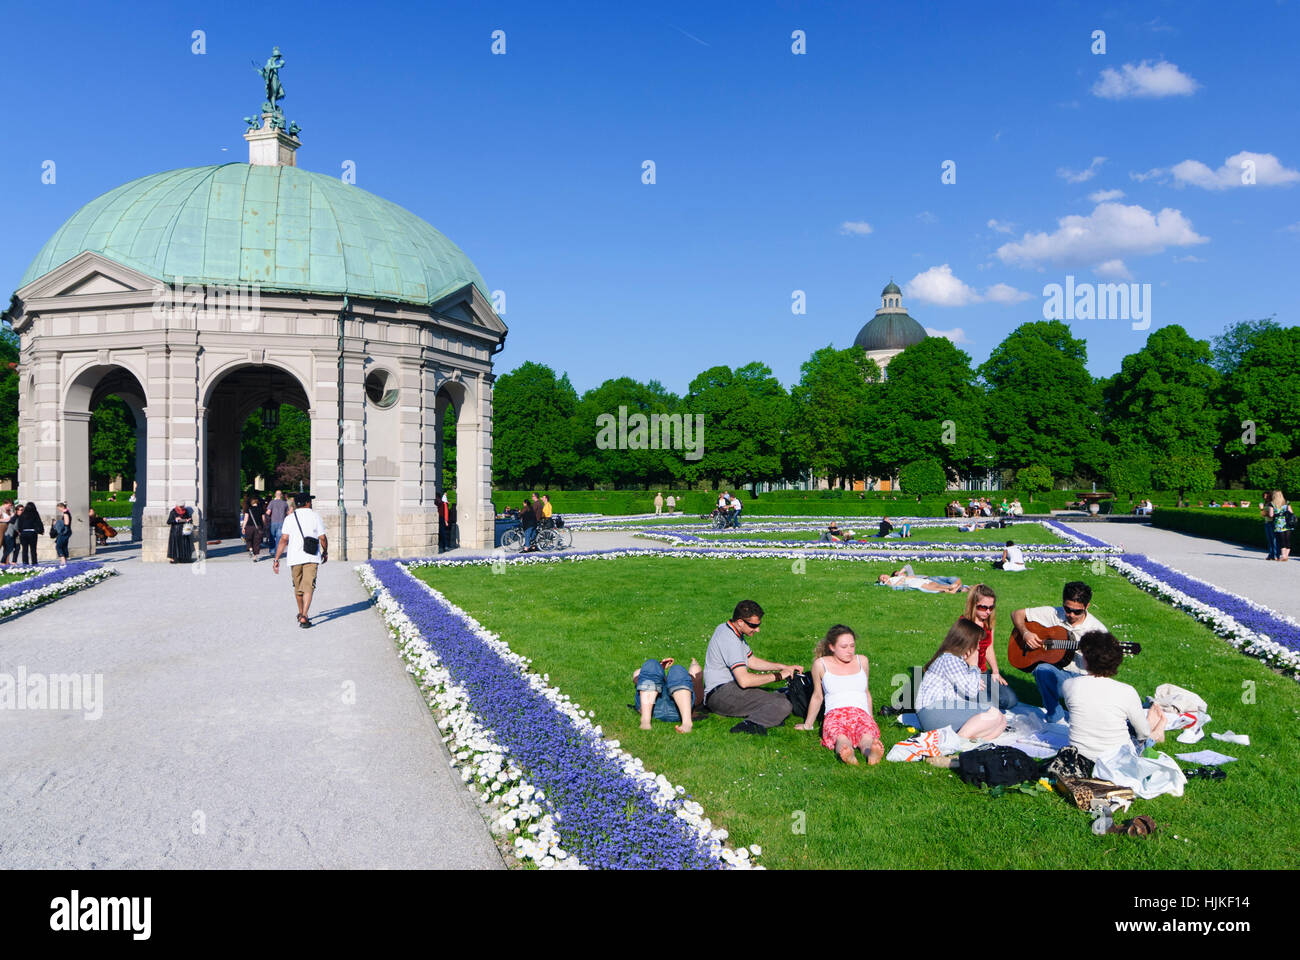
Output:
[853, 279, 927, 357]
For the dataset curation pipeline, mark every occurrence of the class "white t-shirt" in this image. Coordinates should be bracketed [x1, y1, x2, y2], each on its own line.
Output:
[1023, 605, 1107, 674]
[1062, 674, 1150, 760]
[731, 498, 742, 512]
[284, 507, 326, 566]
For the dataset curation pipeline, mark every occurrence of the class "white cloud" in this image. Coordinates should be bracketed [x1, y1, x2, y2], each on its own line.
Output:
[1088, 188, 1125, 203]
[987, 218, 1015, 234]
[1094, 259, 1133, 281]
[1284, 222, 1300, 233]
[1092, 60, 1199, 99]
[1058, 156, 1107, 183]
[995, 201, 1208, 267]
[916, 210, 937, 224]
[839, 220, 873, 235]
[906, 265, 982, 306]
[905, 265, 1031, 307]
[1170, 151, 1300, 190]
[925, 327, 972, 346]
[984, 283, 1032, 304]
[1173, 255, 1206, 263]
[1130, 168, 1165, 183]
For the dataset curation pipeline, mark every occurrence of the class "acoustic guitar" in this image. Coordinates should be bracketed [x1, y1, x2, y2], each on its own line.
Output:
[1007, 620, 1141, 672]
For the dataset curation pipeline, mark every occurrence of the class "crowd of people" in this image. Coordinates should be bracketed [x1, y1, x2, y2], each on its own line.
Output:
[949, 496, 1021, 518]
[0, 500, 74, 566]
[634, 581, 1166, 784]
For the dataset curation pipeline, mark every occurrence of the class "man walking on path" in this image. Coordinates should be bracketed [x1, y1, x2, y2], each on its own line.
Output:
[273, 492, 328, 628]
[267, 490, 289, 553]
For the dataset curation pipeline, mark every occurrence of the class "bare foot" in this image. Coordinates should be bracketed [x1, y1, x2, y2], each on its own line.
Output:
[866, 739, 885, 765]
[837, 744, 859, 765]
[639, 719, 653, 731]
[674, 723, 692, 734]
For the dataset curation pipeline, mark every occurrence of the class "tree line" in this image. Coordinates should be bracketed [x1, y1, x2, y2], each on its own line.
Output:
[490, 318, 1300, 501]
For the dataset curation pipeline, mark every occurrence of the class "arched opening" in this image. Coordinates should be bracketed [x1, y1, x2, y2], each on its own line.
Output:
[435, 383, 465, 552]
[203, 364, 311, 538]
[64, 364, 148, 555]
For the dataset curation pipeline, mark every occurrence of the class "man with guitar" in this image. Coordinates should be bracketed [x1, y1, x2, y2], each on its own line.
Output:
[1010, 581, 1106, 724]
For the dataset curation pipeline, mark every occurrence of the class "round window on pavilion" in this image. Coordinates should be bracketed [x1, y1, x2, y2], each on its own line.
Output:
[365, 369, 399, 408]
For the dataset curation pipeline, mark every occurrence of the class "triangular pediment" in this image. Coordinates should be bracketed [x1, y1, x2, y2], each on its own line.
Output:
[57, 271, 136, 296]
[15, 251, 160, 302]
[429, 282, 508, 337]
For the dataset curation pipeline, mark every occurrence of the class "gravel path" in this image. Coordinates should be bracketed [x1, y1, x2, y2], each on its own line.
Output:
[1068, 520, 1300, 621]
[0, 543, 502, 869]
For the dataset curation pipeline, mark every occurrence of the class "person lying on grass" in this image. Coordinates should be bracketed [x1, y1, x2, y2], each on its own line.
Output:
[913, 618, 1007, 740]
[632, 657, 706, 733]
[793, 624, 885, 765]
[877, 564, 967, 593]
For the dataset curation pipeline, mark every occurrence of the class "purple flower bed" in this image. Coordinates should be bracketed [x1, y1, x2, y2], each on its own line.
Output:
[368, 559, 722, 869]
[1119, 553, 1300, 654]
[0, 562, 105, 605]
[419, 546, 1096, 568]
[1043, 520, 1113, 549]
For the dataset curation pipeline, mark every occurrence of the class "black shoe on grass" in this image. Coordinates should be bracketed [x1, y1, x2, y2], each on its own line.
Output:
[729, 720, 767, 735]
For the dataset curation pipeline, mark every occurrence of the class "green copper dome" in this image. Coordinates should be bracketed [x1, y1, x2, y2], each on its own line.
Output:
[21, 163, 490, 306]
[881, 279, 901, 296]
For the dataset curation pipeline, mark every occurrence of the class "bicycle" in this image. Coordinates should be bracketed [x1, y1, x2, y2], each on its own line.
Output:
[500, 527, 526, 551]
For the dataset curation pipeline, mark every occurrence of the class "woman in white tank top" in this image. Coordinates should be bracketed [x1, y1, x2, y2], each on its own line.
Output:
[794, 625, 884, 765]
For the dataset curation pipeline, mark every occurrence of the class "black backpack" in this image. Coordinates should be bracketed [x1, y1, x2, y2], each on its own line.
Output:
[783, 673, 824, 723]
[957, 745, 1039, 787]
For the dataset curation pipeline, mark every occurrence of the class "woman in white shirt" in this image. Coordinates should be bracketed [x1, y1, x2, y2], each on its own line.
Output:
[1062, 632, 1166, 761]
[995, 540, 1026, 572]
[794, 625, 884, 765]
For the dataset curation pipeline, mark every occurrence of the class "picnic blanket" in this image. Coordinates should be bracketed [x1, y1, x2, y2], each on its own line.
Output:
[893, 707, 1069, 760]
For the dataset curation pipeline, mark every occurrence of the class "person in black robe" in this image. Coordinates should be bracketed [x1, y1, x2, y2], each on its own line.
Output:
[167, 503, 195, 563]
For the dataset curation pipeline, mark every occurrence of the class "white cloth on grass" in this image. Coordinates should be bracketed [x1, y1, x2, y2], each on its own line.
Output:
[1175, 749, 1237, 765]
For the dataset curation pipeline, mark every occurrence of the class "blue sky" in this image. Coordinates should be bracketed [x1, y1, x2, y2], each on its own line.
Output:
[2, 0, 1297, 393]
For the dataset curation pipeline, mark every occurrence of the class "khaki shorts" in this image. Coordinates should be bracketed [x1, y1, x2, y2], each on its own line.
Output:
[290, 562, 318, 596]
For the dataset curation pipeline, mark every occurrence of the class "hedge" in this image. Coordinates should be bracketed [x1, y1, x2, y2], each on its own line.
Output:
[1151, 506, 1270, 548]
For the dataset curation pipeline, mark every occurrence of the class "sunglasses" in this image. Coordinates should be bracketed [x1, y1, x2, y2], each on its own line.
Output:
[1064, 606, 1087, 617]
[742, 620, 761, 629]
[975, 603, 995, 611]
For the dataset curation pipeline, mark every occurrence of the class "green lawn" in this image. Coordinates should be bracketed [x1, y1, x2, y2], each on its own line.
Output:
[416, 555, 1300, 869]
[0, 572, 35, 588]
[697, 524, 1067, 545]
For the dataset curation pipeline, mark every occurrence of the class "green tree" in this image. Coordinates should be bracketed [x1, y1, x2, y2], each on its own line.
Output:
[1278, 457, 1300, 501]
[680, 364, 788, 490]
[980, 321, 1103, 478]
[89, 396, 136, 487]
[491, 362, 578, 488]
[1212, 316, 1279, 375]
[898, 458, 946, 495]
[789, 346, 880, 487]
[1152, 453, 1218, 507]
[1102, 448, 1153, 504]
[1015, 464, 1053, 502]
[1219, 325, 1300, 478]
[572, 377, 682, 488]
[1246, 456, 1283, 492]
[1103, 325, 1221, 481]
[0, 324, 19, 481]
[870, 337, 989, 481]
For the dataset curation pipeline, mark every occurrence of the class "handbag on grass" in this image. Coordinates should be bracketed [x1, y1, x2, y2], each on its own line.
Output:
[1055, 776, 1136, 812]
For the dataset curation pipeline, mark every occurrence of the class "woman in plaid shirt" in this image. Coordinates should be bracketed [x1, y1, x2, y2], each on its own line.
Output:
[914, 618, 1007, 740]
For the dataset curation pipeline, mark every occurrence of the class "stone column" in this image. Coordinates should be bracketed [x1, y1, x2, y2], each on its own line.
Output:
[312, 344, 369, 560]
[61, 410, 93, 559]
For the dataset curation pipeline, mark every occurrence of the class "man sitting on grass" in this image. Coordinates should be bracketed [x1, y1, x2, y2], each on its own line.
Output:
[703, 600, 803, 735]
[633, 657, 705, 734]
[876, 564, 966, 593]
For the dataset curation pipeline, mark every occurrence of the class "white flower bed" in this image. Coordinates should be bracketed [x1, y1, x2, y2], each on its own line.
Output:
[0, 565, 118, 620]
[1105, 556, 1300, 679]
[358, 562, 764, 870]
